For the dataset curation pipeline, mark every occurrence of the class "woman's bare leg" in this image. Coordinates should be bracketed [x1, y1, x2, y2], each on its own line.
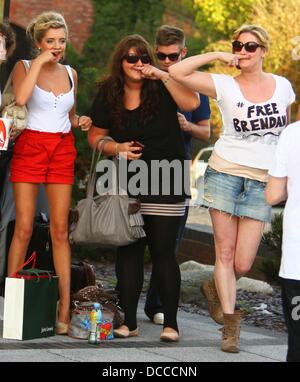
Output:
[7, 183, 39, 275]
[234, 217, 264, 278]
[210, 209, 238, 314]
[46, 183, 72, 324]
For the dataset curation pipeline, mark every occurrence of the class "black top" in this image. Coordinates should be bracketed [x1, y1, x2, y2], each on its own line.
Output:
[90, 81, 189, 203]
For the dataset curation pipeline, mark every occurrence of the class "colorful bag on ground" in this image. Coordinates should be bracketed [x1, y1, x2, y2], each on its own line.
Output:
[71, 284, 124, 329]
[68, 301, 114, 340]
[3, 252, 58, 340]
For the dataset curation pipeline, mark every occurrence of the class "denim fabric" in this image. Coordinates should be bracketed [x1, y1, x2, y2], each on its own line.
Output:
[202, 166, 272, 223]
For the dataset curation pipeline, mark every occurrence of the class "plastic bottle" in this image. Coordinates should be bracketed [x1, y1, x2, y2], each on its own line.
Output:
[94, 303, 102, 344]
[88, 308, 98, 344]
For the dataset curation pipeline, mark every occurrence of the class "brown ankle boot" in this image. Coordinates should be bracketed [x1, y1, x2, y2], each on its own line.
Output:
[221, 310, 242, 353]
[201, 279, 224, 324]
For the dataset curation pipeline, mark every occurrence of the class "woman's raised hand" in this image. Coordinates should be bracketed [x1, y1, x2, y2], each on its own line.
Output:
[217, 52, 249, 67]
[35, 50, 57, 66]
[138, 65, 165, 81]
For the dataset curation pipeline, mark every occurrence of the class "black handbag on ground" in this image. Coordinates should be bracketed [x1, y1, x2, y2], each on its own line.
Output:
[5, 213, 54, 272]
[71, 259, 96, 294]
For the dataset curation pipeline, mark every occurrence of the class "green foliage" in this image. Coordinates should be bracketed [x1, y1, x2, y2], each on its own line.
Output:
[84, 0, 165, 69]
[193, 0, 255, 41]
[260, 213, 283, 283]
[164, 0, 195, 19]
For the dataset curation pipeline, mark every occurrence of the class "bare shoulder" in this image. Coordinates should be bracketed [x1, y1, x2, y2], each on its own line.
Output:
[69, 66, 77, 79]
[12, 60, 28, 80]
[69, 67, 77, 85]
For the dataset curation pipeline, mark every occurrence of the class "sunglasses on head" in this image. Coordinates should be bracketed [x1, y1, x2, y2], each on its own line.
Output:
[124, 54, 151, 64]
[232, 40, 264, 53]
[156, 51, 181, 61]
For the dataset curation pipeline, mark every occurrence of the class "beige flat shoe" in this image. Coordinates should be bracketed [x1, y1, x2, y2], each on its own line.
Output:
[160, 329, 179, 342]
[56, 321, 69, 335]
[114, 325, 139, 338]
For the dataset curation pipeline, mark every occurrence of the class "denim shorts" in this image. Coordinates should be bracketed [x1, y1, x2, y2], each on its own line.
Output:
[202, 166, 272, 222]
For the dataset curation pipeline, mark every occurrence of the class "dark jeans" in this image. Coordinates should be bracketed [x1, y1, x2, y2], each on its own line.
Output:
[144, 206, 189, 320]
[281, 277, 300, 362]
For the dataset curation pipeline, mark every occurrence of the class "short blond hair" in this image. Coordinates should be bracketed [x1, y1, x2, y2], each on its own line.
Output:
[232, 24, 270, 50]
[26, 11, 68, 44]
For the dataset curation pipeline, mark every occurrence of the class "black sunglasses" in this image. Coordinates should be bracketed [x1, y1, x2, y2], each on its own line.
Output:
[124, 54, 151, 64]
[232, 40, 264, 53]
[156, 51, 181, 61]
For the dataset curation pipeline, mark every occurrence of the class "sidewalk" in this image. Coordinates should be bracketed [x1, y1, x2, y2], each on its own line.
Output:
[0, 303, 287, 363]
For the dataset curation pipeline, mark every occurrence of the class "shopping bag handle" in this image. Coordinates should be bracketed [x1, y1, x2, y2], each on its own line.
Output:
[9, 251, 37, 278]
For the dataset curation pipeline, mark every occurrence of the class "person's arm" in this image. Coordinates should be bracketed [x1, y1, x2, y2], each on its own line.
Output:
[168, 52, 243, 99]
[88, 126, 142, 160]
[139, 65, 199, 111]
[265, 176, 287, 205]
[12, 51, 56, 106]
[68, 68, 92, 131]
[177, 112, 210, 141]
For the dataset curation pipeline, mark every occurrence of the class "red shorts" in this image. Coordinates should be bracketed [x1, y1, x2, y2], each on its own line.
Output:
[10, 129, 77, 184]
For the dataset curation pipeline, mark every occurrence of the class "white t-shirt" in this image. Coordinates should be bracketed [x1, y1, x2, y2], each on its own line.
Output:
[268, 121, 300, 281]
[211, 74, 295, 170]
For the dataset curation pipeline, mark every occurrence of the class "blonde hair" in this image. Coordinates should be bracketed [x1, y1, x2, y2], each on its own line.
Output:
[232, 24, 270, 50]
[26, 11, 68, 44]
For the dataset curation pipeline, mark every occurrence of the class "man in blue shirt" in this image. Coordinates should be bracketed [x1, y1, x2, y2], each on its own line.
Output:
[144, 25, 211, 325]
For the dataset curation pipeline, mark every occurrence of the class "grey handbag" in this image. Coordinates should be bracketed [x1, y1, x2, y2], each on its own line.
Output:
[71, 137, 146, 246]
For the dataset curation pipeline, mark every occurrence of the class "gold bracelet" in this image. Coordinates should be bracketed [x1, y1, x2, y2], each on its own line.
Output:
[162, 75, 170, 85]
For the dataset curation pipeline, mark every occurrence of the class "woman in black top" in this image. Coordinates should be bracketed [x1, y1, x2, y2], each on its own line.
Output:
[88, 34, 199, 342]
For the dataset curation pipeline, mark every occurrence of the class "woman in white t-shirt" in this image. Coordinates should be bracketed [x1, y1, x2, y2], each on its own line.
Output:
[169, 24, 295, 353]
[266, 121, 300, 362]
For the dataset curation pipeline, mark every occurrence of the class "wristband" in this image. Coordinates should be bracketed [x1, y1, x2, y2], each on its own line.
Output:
[162, 75, 170, 85]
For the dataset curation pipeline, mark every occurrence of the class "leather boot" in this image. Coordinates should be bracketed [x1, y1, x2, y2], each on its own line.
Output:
[221, 310, 242, 353]
[201, 279, 224, 324]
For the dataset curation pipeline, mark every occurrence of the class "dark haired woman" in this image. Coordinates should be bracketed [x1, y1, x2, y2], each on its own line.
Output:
[88, 34, 199, 342]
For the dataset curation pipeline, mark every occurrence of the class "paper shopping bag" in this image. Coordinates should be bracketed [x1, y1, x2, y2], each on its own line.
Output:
[3, 252, 58, 340]
[3, 276, 59, 340]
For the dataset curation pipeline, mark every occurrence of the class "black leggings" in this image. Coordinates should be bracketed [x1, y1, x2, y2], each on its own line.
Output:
[115, 214, 181, 332]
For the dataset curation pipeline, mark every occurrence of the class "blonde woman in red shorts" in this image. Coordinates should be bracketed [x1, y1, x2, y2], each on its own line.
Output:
[7, 11, 92, 334]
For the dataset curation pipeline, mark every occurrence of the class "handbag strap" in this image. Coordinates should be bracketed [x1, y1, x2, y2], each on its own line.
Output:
[86, 136, 114, 198]
[2, 60, 30, 96]
[9, 251, 37, 278]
